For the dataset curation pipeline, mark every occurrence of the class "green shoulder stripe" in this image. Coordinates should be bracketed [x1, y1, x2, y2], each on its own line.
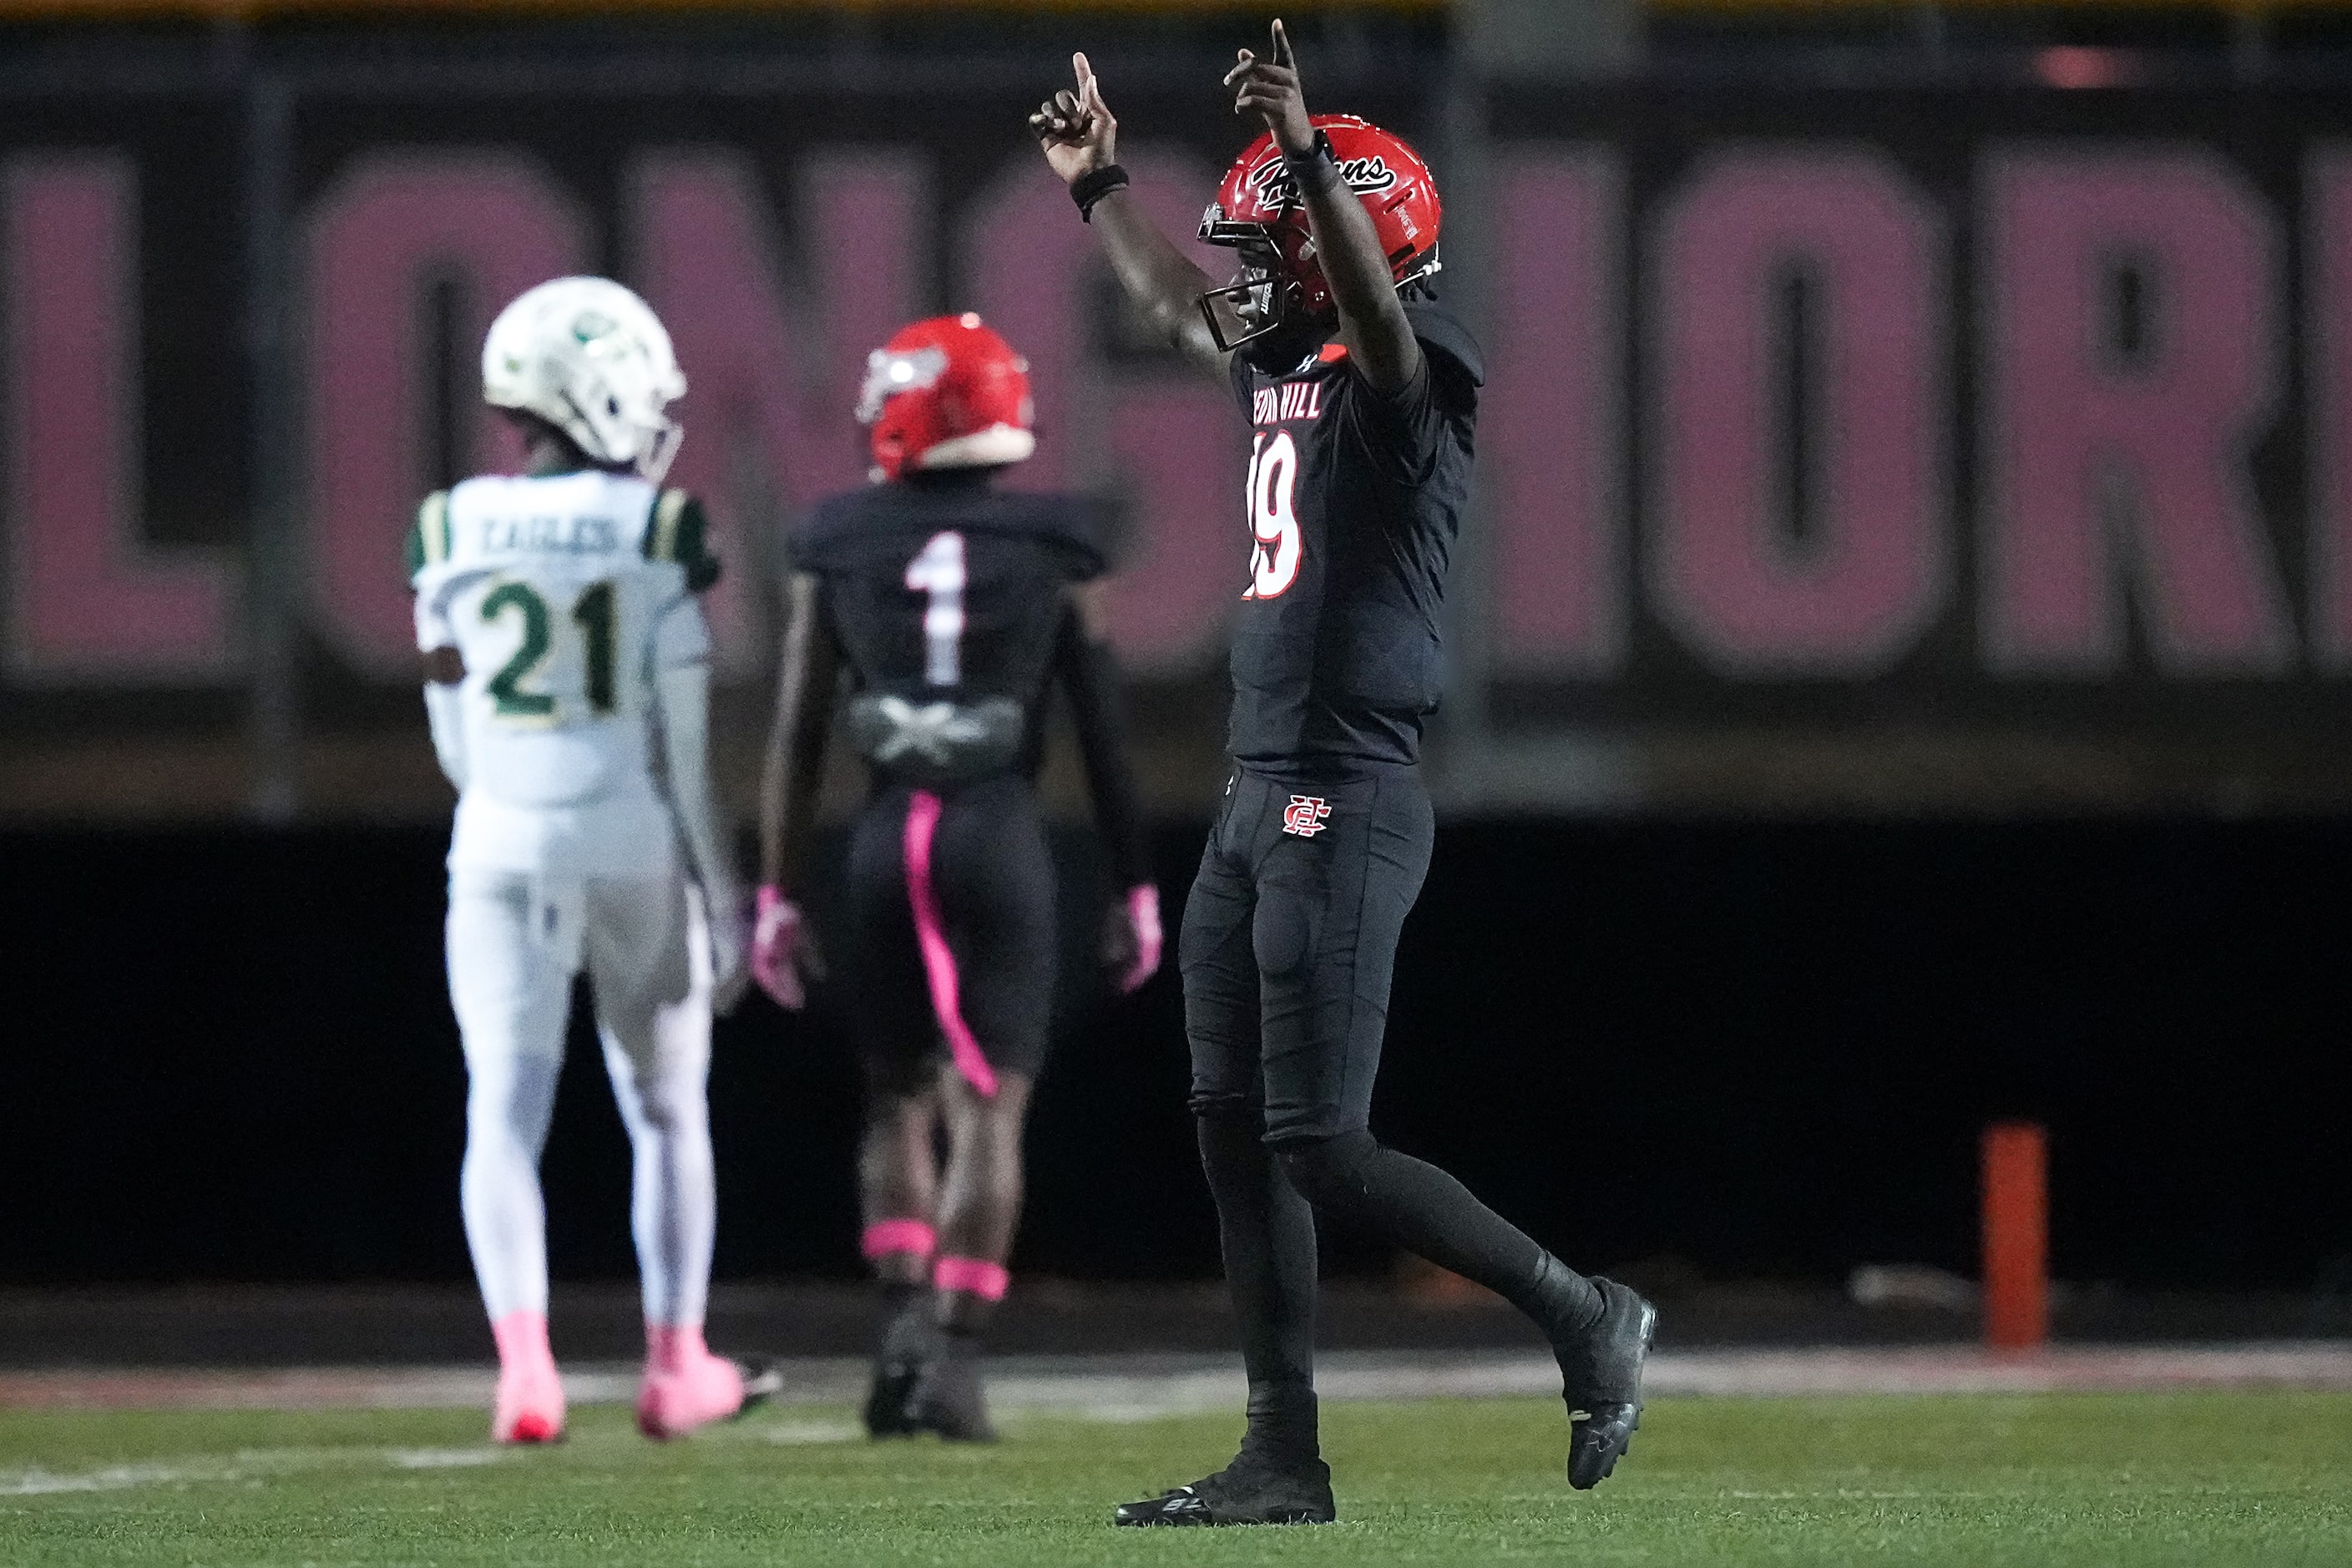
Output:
[406, 491, 453, 579]
[646, 488, 722, 593]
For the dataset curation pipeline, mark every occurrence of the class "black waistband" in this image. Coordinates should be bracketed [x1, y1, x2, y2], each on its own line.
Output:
[1232, 755, 1419, 787]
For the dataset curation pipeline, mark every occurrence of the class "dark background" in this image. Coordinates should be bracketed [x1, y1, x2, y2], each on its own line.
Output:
[7, 817, 2345, 1292]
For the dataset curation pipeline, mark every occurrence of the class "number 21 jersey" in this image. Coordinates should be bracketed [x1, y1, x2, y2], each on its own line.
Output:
[408, 469, 721, 877]
[1223, 300, 1484, 769]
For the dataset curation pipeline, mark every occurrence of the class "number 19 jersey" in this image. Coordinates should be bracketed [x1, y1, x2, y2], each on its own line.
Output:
[1224, 300, 1485, 768]
[408, 469, 721, 878]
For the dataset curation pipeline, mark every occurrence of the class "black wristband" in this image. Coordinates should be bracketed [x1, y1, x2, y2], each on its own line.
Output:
[1071, 164, 1130, 221]
[1282, 130, 1340, 198]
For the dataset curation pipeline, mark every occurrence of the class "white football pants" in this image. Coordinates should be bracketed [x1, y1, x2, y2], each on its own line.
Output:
[447, 867, 717, 1329]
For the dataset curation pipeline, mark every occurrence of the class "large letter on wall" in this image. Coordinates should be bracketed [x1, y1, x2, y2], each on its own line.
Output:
[2308, 147, 2352, 668]
[632, 151, 919, 671]
[1487, 147, 1623, 677]
[1650, 150, 1945, 676]
[303, 154, 587, 675]
[6, 155, 238, 680]
[1980, 149, 2289, 675]
[966, 151, 1239, 675]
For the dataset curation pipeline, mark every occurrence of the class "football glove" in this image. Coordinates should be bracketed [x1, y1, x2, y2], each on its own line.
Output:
[751, 884, 814, 1010]
[1105, 882, 1162, 994]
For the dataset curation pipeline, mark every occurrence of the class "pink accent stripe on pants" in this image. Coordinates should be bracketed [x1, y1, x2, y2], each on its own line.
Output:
[902, 789, 999, 1100]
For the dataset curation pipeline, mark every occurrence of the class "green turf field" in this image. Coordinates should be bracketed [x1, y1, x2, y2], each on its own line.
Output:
[3, 1392, 2348, 1566]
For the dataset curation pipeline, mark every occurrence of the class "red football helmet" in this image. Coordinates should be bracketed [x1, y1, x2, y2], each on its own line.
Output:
[1196, 114, 1444, 352]
[857, 313, 1037, 482]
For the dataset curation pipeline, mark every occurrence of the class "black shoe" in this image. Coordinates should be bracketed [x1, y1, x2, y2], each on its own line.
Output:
[904, 1328, 997, 1443]
[862, 1306, 931, 1439]
[1114, 1456, 1335, 1527]
[1552, 1276, 1657, 1490]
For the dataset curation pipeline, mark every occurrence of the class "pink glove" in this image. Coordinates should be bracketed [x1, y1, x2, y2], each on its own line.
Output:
[1118, 883, 1163, 994]
[751, 885, 809, 1010]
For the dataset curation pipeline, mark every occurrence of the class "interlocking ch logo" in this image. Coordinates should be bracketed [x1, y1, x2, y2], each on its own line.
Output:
[1282, 795, 1333, 837]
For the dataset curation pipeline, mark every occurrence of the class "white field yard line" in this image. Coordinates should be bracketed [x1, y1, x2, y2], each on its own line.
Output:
[0, 1444, 509, 1496]
[4, 1343, 2351, 1414]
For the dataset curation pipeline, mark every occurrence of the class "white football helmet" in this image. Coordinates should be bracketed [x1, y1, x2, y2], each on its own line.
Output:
[481, 277, 686, 483]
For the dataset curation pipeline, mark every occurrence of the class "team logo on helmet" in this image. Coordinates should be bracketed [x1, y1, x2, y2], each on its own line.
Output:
[857, 345, 950, 426]
[1242, 151, 1400, 209]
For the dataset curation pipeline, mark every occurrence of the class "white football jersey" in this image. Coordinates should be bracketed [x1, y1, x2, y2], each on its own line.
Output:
[410, 470, 719, 878]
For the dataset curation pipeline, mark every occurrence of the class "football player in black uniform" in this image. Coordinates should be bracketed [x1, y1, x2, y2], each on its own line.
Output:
[751, 313, 1161, 1442]
[1032, 21, 1655, 1525]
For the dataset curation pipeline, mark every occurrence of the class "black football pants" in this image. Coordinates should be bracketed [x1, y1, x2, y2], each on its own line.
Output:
[843, 773, 1057, 1095]
[1179, 761, 1602, 1459]
[1181, 762, 1434, 1142]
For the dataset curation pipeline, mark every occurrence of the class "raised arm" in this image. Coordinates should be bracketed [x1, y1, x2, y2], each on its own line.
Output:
[1227, 20, 1422, 392]
[1031, 53, 1236, 382]
[751, 570, 841, 1009]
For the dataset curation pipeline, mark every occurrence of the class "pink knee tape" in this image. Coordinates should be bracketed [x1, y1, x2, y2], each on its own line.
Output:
[933, 1256, 1010, 1301]
[861, 1220, 938, 1262]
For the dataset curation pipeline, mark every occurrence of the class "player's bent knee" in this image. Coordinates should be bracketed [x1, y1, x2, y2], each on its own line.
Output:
[1269, 1128, 1378, 1206]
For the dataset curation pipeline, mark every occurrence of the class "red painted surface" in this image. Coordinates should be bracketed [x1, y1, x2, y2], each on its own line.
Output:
[1982, 1120, 2049, 1351]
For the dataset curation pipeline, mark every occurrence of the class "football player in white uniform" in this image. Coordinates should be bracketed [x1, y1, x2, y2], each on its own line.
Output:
[410, 276, 769, 1444]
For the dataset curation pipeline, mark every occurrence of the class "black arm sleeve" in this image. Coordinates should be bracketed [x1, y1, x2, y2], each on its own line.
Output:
[1053, 606, 1152, 889]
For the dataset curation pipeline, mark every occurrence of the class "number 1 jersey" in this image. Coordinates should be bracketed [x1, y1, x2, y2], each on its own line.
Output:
[408, 469, 721, 877]
[1225, 300, 1485, 768]
[795, 481, 1107, 737]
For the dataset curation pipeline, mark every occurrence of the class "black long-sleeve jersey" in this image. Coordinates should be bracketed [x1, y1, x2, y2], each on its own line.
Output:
[1223, 300, 1485, 767]
[793, 478, 1151, 886]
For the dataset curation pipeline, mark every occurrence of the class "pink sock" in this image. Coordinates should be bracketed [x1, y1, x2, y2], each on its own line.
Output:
[491, 1309, 554, 1374]
[933, 1256, 1010, 1301]
[862, 1219, 938, 1265]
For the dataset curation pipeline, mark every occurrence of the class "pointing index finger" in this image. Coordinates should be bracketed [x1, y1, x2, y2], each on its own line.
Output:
[1075, 51, 1110, 114]
[1272, 18, 1294, 68]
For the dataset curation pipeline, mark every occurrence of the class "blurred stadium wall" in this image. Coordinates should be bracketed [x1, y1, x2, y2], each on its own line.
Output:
[1, 0, 2349, 1293]
[5, 0, 2352, 821]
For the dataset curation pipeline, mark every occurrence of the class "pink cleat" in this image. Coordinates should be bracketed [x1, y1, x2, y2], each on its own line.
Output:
[637, 1323, 771, 1440]
[489, 1310, 566, 1444]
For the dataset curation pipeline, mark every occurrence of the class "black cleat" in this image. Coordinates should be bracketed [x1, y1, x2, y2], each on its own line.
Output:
[862, 1306, 931, 1439]
[1553, 1276, 1657, 1490]
[903, 1328, 998, 1443]
[1114, 1456, 1335, 1527]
